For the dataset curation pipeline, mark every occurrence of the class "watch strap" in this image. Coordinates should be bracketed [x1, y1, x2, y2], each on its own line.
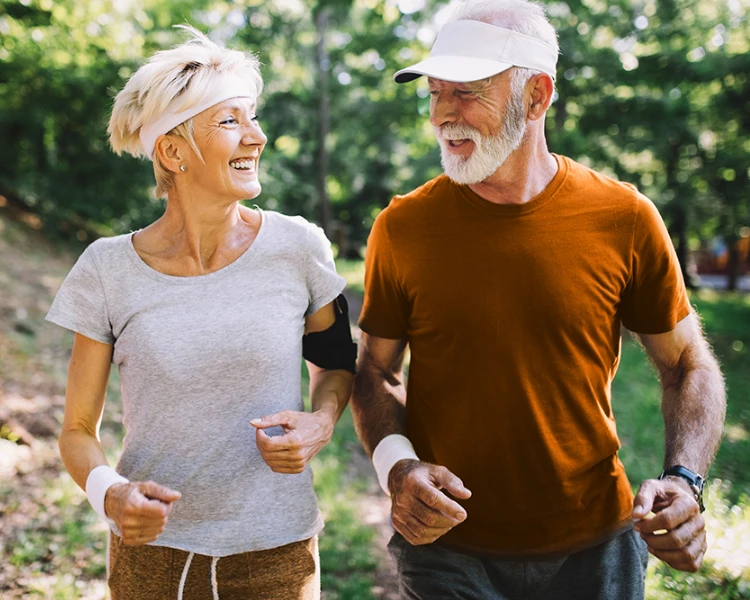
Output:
[659, 465, 705, 512]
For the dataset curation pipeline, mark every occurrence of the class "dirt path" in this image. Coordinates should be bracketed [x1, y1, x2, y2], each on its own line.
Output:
[346, 438, 400, 600]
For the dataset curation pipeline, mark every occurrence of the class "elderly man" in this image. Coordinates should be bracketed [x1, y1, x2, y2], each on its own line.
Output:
[350, 1, 726, 598]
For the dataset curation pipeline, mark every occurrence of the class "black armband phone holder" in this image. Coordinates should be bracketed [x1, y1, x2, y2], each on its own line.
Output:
[302, 294, 357, 374]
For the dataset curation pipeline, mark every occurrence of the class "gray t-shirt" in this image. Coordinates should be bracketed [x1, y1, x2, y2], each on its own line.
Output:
[46, 210, 346, 556]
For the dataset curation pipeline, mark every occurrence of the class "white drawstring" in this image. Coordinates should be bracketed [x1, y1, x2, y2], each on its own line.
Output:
[211, 556, 220, 600]
[176, 551, 221, 600]
[177, 551, 194, 600]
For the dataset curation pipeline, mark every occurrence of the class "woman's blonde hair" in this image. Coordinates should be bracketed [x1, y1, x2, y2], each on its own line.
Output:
[108, 26, 263, 198]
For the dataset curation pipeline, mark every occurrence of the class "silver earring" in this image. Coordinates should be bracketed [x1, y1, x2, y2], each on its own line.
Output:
[179, 165, 187, 172]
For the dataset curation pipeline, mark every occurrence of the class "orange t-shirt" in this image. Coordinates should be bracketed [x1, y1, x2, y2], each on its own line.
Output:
[359, 155, 691, 557]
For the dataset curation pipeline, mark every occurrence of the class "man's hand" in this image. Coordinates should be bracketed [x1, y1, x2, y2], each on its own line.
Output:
[389, 459, 472, 546]
[632, 477, 706, 572]
[251, 409, 335, 474]
[104, 481, 181, 546]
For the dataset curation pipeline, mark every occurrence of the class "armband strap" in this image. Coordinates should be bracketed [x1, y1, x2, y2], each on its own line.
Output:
[303, 294, 357, 374]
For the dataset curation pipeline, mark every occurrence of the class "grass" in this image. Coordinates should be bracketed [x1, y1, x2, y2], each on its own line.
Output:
[5, 473, 109, 598]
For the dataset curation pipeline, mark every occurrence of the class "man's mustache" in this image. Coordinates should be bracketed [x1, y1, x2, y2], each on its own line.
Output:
[434, 124, 481, 143]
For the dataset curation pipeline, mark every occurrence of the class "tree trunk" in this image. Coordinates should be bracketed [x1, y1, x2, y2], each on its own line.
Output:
[665, 141, 696, 289]
[727, 242, 739, 291]
[671, 204, 696, 289]
[315, 9, 331, 237]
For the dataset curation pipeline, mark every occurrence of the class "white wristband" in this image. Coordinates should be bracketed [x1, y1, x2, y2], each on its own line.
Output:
[86, 465, 129, 527]
[372, 434, 420, 495]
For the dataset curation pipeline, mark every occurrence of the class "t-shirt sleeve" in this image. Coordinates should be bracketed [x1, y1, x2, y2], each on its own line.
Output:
[305, 223, 346, 316]
[45, 244, 115, 344]
[620, 196, 691, 334]
[358, 208, 410, 339]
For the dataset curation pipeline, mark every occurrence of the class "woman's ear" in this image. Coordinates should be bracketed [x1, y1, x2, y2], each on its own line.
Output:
[154, 135, 185, 174]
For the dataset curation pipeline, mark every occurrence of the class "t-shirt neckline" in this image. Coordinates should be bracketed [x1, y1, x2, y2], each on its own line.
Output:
[455, 154, 569, 217]
[125, 208, 269, 283]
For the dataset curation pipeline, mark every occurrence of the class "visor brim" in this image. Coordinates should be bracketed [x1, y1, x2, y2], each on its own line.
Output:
[393, 56, 514, 84]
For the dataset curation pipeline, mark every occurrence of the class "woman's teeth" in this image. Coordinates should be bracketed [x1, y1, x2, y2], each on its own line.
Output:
[230, 161, 254, 170]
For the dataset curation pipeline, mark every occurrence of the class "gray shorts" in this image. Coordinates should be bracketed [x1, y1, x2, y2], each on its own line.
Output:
[388, 528, 648, 600]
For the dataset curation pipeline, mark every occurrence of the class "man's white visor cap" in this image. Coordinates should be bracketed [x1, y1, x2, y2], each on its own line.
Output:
[394, 20, 558, 84]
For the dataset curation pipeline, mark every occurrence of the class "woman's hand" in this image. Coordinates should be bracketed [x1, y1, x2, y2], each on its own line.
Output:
[251, 409, 336, 474]
[104, 481, 181, 546]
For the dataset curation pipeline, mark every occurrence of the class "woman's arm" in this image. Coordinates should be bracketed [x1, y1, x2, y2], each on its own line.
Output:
[306, 299, 353, 427]
[60, 333, 180, 545]
[251, 301, 354, 473]
[58, 333, 114, 488]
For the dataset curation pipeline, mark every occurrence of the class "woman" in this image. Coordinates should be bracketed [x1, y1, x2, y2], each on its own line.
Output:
[46, 27, 356, 599]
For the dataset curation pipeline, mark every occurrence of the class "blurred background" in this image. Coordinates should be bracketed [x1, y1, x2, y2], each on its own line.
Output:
[0, 0, 748, 598]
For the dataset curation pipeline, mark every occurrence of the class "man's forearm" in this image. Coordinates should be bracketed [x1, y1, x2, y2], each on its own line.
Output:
[351, 362, 406, 457]
[661, 339, 726, 476]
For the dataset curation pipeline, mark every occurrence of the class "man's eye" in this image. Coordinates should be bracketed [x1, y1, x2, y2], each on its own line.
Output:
[220, 117, 237, 125]
[456, 90, 475, 97]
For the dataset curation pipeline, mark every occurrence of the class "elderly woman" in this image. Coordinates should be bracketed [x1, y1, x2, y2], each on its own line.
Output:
[46, 27, 356, 600]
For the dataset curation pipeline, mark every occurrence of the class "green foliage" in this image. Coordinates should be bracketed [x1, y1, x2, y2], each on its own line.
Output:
[2, 0, 748, 260]
[0, 0, 160, 237]
[544, 0, 750, 283]
[335, 258, 366, 295]
[235, 0, 439, 250]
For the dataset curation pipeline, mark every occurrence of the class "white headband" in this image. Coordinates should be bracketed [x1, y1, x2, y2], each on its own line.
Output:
[139, 73, 257, 159]
[394, 20, 558, 84]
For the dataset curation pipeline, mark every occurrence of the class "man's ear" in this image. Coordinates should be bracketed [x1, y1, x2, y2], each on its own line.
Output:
[527, 73, 555, 121]
[154, 135, 185, 173]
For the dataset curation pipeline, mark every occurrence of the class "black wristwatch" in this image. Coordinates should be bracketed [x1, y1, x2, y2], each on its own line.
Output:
[659, 465, 705, 512]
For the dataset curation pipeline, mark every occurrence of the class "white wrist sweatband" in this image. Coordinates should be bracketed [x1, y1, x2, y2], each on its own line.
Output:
[86, 465, 129, 526]
[372, 434, 420, 495]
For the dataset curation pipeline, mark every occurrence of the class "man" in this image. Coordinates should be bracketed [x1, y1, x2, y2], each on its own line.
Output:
[350, 1, 726, 598]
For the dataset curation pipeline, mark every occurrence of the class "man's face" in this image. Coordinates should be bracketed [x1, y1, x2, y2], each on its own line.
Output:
[428, 70, 528, 184]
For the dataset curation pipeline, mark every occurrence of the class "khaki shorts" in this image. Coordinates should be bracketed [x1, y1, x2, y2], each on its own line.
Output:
[108, 532, 319, 600]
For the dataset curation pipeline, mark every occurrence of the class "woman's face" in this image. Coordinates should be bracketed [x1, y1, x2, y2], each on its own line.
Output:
[187, 97, 267, 202]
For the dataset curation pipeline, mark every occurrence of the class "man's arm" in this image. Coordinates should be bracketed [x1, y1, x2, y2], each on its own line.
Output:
[351, 332, 471, 545]
[350, 333, 408, 456]
[631, 311, 726, 572]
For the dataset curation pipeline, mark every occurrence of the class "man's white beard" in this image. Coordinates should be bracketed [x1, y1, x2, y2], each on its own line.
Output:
[435, 89, 527, 185]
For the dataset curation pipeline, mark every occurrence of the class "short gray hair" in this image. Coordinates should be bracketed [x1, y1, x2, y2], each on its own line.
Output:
[108, 26, 263, 198]
[449, 0, 558, 89]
